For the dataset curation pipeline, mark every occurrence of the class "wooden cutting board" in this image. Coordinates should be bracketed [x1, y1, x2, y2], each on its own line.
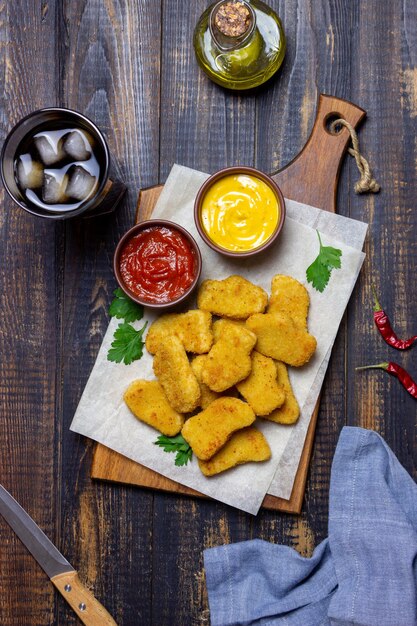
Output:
[91, 94, 366, 514]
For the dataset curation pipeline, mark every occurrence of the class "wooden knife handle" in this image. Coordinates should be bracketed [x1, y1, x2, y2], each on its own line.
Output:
[51, 571, 118, 625]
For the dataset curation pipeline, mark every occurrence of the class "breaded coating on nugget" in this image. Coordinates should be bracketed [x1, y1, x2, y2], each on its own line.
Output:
[246, 312, 317, 367]
[181, 397, 255, 460]
[236, 351, 285, 415]
[198, 427, 271, 476]
[124, 380, 184, 436]
[202, 320, 257, 392]
[264, 362, 300, 424]
[146, 310, 213, 355]
[212, 318, 250, 341]
[191, 355, 222, 409]
[197, 275, 268, 319]
[153, 336, 201, 413]
[267, 275, 310, 329]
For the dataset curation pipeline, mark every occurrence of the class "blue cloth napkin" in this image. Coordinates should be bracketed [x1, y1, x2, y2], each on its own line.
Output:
[204, 427, 417, 626]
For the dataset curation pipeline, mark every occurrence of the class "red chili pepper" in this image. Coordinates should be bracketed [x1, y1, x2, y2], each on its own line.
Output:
[372, 286, 417, 350]
[356, 361, 417, 399]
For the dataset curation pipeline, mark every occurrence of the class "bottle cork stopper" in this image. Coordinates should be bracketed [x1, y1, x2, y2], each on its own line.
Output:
[214, 1, 252, 38]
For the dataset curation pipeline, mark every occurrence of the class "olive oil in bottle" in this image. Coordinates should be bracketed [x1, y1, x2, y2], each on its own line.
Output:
[193, 0, 286, 90]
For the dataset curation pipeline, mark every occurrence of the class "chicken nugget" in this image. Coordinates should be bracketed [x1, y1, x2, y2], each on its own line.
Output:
[267, 275, 310, 329]
[190, 355, 222, 409]
[212, 318, 256, 346]
[202, 320, 257, 392]
[246, 312, 317, 367]
[237, 351, 285, 415]
[198, 427, 271, 476]
[264, 362, 300, 424]
[153, 336, 201, 413]
[181, 397, 255, 460]
[146, 310, 213, 355]
[124, 380, 184, 436]
[197, 275, 267, 319]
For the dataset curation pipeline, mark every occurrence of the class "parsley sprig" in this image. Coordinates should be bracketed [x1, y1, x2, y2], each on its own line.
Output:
[109, 288, 144, 323]
[306, 230, 342, 293]
[154, 434, 193, 467]
[107, 321, 148, 365]
[107, 289, 147, 365]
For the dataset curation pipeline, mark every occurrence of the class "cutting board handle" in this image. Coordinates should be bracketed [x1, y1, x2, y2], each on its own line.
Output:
[271, 94, 366, 213]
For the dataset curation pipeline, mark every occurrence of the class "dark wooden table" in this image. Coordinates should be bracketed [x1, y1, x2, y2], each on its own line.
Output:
[0, 2, 416, 625]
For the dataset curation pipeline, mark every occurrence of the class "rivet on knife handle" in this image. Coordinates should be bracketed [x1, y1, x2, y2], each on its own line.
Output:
[51, 571, 118, 626]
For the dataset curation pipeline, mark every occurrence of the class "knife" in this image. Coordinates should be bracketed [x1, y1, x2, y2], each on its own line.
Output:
[0, 484, 118, 625]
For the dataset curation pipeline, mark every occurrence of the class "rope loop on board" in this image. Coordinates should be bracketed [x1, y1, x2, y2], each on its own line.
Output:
[330, 118, 381, 194]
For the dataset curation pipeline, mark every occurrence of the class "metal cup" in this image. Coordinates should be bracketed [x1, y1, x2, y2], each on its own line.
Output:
[0, 107, 126, 220]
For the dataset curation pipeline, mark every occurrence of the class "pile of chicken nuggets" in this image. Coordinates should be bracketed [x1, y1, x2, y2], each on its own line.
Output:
[124, 274, 317, 476]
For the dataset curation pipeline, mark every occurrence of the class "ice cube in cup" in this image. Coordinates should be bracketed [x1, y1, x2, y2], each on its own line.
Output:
[16, 153, 43, 189]
[66, 165, 98, 201]
[34, 133, 66, 166]
[42, 170, 69, 204]
[63, 129, 93, 161]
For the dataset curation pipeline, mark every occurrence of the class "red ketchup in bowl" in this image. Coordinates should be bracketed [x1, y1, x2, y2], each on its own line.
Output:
[119, 225, 198, 304]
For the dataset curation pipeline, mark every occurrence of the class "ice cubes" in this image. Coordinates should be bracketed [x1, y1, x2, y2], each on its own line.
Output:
[66, 165, 98, 201]
[14, 125, 101, 210]
[42, 170, 69, 204]
[16, 153, 43, 189]
[37, 163, 98, 205]
[34, 133, 66, 166]
[63, 130, 93, 161]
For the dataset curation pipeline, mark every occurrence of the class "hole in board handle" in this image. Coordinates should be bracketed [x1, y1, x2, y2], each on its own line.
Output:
[324, 113, 345, 135]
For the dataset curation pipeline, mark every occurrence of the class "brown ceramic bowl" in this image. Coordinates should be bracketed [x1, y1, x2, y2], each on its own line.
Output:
[114, 219, 202, 310]
[194, 166, 286, 258]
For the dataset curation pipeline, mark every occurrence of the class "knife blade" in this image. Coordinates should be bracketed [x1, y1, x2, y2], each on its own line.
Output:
[0, 484, 118, 625]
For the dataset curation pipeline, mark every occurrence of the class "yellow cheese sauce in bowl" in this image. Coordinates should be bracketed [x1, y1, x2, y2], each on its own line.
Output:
[194, 166, 285, 257]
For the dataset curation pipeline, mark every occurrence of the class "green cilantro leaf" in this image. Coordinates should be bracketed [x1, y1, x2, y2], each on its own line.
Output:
[154, 434, 186, 453]
[154, 434, 193, 467]
[109, 288, 144, 323]
[107, 321, 148, 365]
[318, 244, 342, 270]
[306, 231, 342, 293]
[306, 256, 331, 292]
[175, 447, 193, 467]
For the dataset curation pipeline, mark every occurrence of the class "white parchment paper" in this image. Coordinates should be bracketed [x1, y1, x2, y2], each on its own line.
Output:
[267, 200, 367, 500]
[70, 165, 367, 514]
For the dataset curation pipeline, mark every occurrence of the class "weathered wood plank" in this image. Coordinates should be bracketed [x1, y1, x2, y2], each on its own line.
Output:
[57, 1, 162, 623]
[0, 2, 60, 625]
[159, 0, 257, 181]
[348, 0, 417, 478]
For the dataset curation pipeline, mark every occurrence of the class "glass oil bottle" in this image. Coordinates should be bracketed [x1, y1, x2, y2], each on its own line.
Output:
[194, 0, 286, 90]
